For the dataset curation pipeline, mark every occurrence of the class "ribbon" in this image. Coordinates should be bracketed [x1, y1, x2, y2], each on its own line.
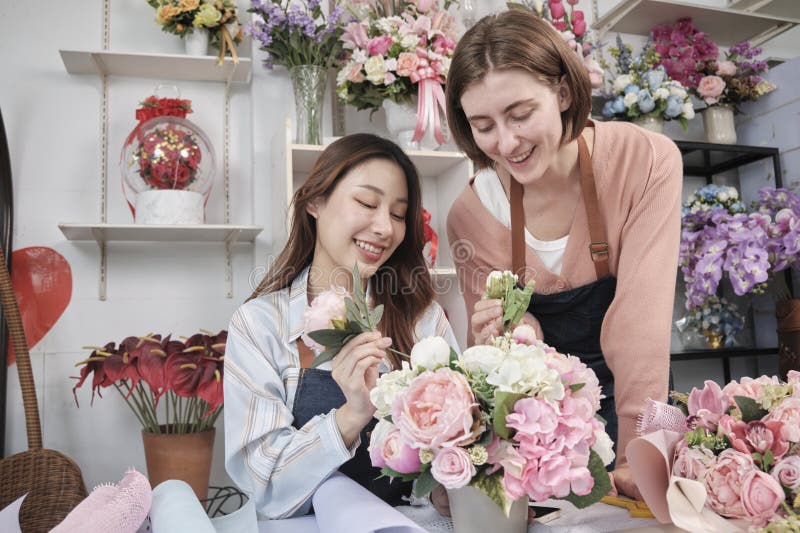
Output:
[217, 24, 239, 66]
[410, 56, 447, 146]
[422, 208, 438, 266]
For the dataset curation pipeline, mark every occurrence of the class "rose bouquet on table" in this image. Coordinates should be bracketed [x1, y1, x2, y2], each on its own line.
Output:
[506, 0, 604, 88]
[366, 270, 613, 515]
[72, 330, 226, 434]
[601, 36, 694, 129]
[628, 373, 800, 531]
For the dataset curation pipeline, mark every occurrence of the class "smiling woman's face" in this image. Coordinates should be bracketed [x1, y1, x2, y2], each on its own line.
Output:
[460, 68, 571, 184]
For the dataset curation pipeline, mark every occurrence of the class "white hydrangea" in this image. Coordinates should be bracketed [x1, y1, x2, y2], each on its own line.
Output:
[653, 87, 670, 101]
[370, 362, 415, 418]
[592, 427, 616, 466]
[682, 102, 695, 120]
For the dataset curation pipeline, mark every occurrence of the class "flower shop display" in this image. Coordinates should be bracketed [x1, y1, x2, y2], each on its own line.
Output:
[336, 0, 459, 150]
[627, 374, 800, 531]
[119, 92, 216, 225]
[507, 0, 604, 89]
[72, 330, 226, 499]
[147, 0, 244, 63]
[651, 18, 775, 144]
[248, 0, 346, 144]
[601, 36, 694, 134]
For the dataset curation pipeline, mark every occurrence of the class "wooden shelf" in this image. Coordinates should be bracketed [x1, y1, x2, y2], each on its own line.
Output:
[728, 0, 798, 19]
[58, 223, 263, 244]
[671, 347, 777, 361]
[592, 0, 799, 46]
[60, 49, 252, 83]
[674, 141, 781, 177]
[291, 143, 470, 177]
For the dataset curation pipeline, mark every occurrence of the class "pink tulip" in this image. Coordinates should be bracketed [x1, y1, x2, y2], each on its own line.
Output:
[549, 1, 565, 19]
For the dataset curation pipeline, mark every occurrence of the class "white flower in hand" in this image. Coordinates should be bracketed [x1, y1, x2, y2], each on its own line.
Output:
[409, 336, 451, 371]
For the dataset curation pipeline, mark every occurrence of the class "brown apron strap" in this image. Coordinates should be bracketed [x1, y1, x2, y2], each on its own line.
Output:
[507, 131, 609, 280]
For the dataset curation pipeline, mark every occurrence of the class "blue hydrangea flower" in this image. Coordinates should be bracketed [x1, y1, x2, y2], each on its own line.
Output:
[637, 89, 655, 113]
[665, 96, 683, 118]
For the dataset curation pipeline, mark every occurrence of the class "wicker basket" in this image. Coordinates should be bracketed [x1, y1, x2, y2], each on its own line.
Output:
[0, 246, 87, 532]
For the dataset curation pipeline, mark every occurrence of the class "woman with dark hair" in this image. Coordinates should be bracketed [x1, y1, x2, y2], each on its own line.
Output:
[442, 10, 682, 505]
[225, 134, 457, 518]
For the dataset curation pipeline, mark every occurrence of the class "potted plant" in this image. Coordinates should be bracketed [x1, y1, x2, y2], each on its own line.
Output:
[73, 330, 226, 500]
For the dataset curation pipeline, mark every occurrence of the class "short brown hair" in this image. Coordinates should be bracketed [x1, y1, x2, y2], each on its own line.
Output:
[445, 10, 592, 169]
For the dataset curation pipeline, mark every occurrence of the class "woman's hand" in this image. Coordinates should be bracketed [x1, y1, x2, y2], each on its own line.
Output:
[333, 331, 391, 446]
[608, 464, 643, 501]
[517, 312, 544, 341]
[471, 299, 503, 345]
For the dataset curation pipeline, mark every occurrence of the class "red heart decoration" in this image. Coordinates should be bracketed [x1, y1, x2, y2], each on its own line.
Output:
[7, 247, 72, 365]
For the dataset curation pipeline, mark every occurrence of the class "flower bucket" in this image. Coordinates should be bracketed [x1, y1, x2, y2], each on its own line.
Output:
[142, 426, 215, 501]
[777, 298, 800, 380]
[185, 30, 209, 56]
[634, 115, 665, 134]
[702, 104, 736, 144]
[448, 486, 528, 533]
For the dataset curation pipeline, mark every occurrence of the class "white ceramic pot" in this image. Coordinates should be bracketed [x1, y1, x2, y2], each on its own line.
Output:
[634, 115, 665, 134]
[135, 190, 205, 224]
[184, 30, 209, 56]
[702, 104, 737, 144]
[447, 486, 528, 533]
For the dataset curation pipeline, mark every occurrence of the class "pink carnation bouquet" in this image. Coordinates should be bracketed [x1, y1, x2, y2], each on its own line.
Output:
[368, 326, 614, 515]
[628, 372, 800, 531]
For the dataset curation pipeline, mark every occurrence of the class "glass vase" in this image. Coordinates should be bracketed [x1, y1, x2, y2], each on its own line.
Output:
[702, 104, 737, 144]
[289, 65, 327, 145]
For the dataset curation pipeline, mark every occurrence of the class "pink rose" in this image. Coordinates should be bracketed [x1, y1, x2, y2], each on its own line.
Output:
[395, 52, 419, 77]
[368, 419, 393, 468]
[787, 370, 800, 389]
[382, 430, 422, 474]
[741, 469, 784, 526]
[771, 455, 800, 491]
[765, 398, 800, 442]
[697, 75, 726, 104]
[688, 380, 728, 430]
[367, 36, 392, 56]
[704, 448, 756, 518]
[431, 447, 475, 489]
[301, 286, 346, 353]
[673, 445, 716, 482]
[716, 60, 737, 77]
[392, 368, 479, 450]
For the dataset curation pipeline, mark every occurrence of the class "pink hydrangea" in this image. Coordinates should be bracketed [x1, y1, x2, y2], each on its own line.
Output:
[722, 376, 778, 404]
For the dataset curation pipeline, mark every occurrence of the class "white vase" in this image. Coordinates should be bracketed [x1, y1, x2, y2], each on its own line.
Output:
[702, 104, 737, 144]
[382, 97, 443, 151]
[633, 115, 664, 134]
[184, 30, 209, 56]
[448, 486, 528, 533]
[134, 190, 205, 224]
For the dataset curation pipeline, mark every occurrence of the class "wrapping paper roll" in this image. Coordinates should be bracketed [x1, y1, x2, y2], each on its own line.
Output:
[150, 480, 215, 533]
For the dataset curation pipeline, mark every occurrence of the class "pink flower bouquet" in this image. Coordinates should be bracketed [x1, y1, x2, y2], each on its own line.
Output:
[628, 373, 800, 531]
[368, 326, 614, 515]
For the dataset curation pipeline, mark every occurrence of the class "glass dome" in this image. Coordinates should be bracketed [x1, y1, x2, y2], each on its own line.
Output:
[120, 116, 215, 197]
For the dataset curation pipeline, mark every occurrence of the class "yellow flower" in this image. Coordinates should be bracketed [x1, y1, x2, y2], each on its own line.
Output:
[156, 4, 180, 24]
[178, 0, 200, 11]
[193, 3, 222, 28]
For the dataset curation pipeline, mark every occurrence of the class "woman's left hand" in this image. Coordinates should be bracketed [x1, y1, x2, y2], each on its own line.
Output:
[517, 312, 544, 341]
[608, 464, 643, 501]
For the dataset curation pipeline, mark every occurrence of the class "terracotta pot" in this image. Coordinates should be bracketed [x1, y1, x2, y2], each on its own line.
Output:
[777, 299, 800, 380]
[141, 426, 215, 500]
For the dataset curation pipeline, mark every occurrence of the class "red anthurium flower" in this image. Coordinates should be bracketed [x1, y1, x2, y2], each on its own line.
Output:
[102, 336, 142, 394]
[136, 334, 170, 401]
[72, 341, 117, 405]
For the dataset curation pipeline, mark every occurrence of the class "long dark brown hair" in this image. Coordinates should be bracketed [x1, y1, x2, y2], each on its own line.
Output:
[248, 134, 435, 368]
[445, 10, 592, 169]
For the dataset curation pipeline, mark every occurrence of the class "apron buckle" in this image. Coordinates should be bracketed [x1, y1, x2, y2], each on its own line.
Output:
[589, 241, 609, 262]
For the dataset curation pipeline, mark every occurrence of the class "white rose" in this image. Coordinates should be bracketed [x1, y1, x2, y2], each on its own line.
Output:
[410, 336, 451, 371]
[401, 33, 419, 50]
[612, 74, 632, 93]
[681, 102, 695, 120]
[623, 92, 638, 108]
[364, 55, 386, 85]
[459, 345, 506, 374]
[653, 87, 670, 101]
[592, 428, 616, 466]
[370, 363, 415, 418]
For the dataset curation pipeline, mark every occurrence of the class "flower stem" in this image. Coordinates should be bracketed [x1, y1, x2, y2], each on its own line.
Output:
[114, 382, 148, 429]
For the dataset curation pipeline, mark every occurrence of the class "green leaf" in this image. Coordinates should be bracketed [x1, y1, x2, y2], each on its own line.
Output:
[311, 346, 340, 368]
[569, 383, 586, 393]
[413, 468, 439, 498]
[381, 466, 420, 483]
[734, 395, 768, 422]
[449, 347, 459, 367]
[562, 450, 612, 509]
[345, 298, 362, 325]
[370, 305, 384, 328]
[506, 2, 528, 10]
[469, 472, 512, 517]
[307, 328, 350, 346]
[493, 392, 526, 439]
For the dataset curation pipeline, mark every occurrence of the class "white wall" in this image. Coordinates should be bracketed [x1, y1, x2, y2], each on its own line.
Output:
[1, 0, 799, 491]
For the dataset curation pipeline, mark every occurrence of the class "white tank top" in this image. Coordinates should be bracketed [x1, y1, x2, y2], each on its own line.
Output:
[473, 168, 568, 275]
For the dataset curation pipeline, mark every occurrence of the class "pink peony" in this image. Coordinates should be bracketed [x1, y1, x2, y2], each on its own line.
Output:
[382, 430, 422, 474]
[392, 367, 479, 450]
[395, 52, 419, 77]
[431, 447, 475, 489]
[704, 448, 756, 518]
[697, 75, 726, 104]
[741, 469, 784, 527]
[301, 286, 347, 353]
[764, 397, 800, 442]
[771, 455, 800, 492]
[687, 380, 729, 430]
[673, 445, 716, 482]
[723, 376, 778, 404]
[716, 60, 737, 77]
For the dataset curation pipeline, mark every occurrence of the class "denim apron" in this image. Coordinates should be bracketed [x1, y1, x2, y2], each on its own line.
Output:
[291, 362, 412, 506]
[505, 126, 618, 467]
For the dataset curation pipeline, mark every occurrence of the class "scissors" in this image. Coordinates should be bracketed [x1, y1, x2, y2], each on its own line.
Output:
[600, 495, 655, 518]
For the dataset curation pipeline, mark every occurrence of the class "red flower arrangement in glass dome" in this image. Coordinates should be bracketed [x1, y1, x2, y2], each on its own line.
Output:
[72, 330, 226, 434]
[134, 125, 204, 190]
